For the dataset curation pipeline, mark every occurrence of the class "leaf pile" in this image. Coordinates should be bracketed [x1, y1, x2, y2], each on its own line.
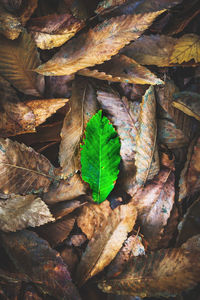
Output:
[0, 0, 200, 299]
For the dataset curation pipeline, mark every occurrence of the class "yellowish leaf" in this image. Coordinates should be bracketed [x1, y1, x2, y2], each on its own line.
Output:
[35, 11, 164, 76]
[170, 34, 200, 64]
[0, 194, 54, 232]
[0, 4, 21, 39]
[0, 31, 42, 96]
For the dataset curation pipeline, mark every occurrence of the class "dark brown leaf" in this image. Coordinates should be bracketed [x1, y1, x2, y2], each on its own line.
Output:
[1, 229, 81, 299]
[0, 3, 21, 39]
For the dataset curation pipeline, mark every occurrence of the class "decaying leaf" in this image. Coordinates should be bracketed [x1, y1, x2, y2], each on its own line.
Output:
[107, 235, 145, 278]
[132, 168, 175, 249]
[1, 230, 81, 299]
[98, 235, 200, 297]
[172, 91, 200, 121]
[35, 11, 164, 76]
[179, 137, 200, 201]
[123, 35, 177, 67]
[43, 175, 87, 204]
[0, 30, 41, 96]
[158, 119, 189, 149]
[135, 85, 160, 185]
[18, 0, 38, 26]
[59, 78, 97, 176]
[177, 197, 200, 246]
[170, 34, 200, 64]
[0, 138, 57, 195]
[0, 194, 54, 232]
[156, 80, 193, 138]
[77, 200, 112, 239]
[28, 13, 84, 49]
[36, 215, 75, 247]
[76, 201, 137, 286]
[0, 3, 21, 39]
[97, 85, 139, 192]
[95, 0, 128, 14]
[51, 199, 86, 220]
[79, 55, 163, 85]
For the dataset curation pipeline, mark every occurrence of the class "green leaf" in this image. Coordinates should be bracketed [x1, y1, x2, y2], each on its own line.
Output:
[81, 110, 121, 203]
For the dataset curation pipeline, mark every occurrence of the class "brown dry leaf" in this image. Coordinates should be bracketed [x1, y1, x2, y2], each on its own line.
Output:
[1, 229, 81, 300]
[61, 247, 79, 274]
[107, 235, 145, 278]
[18, 0, 38, 26]
[0, 194, 54, 232]
[43, 174, 87, 204]
[59, 78, 97, 176]
[132, 168, 175, 249]
[156, 80, 193, 137]
[36, 215, 75, 247]
[172, 91, 200, 121]
[77, 200, 112, 239]
[179, 137, 200, 201]
[158, 119, 189, 149]
[79, 54, 163, 85]
[98, 235, 200, 297]
[76, 201, 137, 286]
[1, 0, 23, 11]
[0, 30, 41, 96]
[135, 85, 160, 186]
[71, 234, 87, 247]
[0, 138, 56, 195]
[25, 98, 69, 127]
[123, 35, 177, 67]
[97, 85, 139, 192]
[170, 34, 200, 64]
[51, 199, 86, 220]
[177, 197, 200, 246]
[35, 11, 165, 76]
[28, 13, 84, 49]
[0, 3, 21, 39]
[95, 0, 128, 14]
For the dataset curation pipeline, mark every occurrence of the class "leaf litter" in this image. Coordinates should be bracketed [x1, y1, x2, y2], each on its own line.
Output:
[0, 1, 200, 299]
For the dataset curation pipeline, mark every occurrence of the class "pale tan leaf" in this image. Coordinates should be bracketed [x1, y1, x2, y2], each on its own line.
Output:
[59, 78, 97, 176]
[158, 119, 189, 149]
[43, 175, 87, 204]
[0, 194, 54, 232]
[97, 85, 140, 192]
[0, 31, 41, 96]
[98, 237, 200, 297]
[0, 4, 21, 39]
[135, 85, 160, 185]
[28, 13, 84, 49]
[26, 98, 69, 127]
[123, 35, 177, 67]
[36, 215, 75, 247]
[35, 11, 165, 76]
[170, 34, 200, 64]
[179, 137, 200, 201]
[172, 91, 200, 121]
[77, 200, 112, 239]
[76, 202, 137, 286]
[80, 55, 163, 85]
[0, 138, 56, 195]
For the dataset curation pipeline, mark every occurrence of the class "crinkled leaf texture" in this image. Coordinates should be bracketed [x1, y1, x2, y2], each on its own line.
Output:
[81, 110, 121, 203]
